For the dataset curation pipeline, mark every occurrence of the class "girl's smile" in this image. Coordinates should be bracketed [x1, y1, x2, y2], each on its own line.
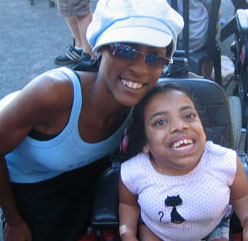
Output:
[170, 137, 194, 151]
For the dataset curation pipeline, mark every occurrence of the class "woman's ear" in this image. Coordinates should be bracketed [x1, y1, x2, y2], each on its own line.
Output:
[143, 144, 150, 154]
[96, 51, 102, 58]
[97, 45, 108, 57]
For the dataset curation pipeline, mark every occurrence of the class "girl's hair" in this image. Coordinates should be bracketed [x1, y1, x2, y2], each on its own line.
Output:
[125, 83, 201, 160]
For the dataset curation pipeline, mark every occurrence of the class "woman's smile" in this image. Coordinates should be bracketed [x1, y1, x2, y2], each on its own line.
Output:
[120, 78, 144, 90]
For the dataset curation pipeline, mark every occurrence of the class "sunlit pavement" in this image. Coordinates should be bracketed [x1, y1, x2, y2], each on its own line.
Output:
[0, 0, 98, 100]
[0, 0, 235, 99]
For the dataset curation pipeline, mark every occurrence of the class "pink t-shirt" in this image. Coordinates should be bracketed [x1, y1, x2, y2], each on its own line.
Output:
[121, 141, 236, 241]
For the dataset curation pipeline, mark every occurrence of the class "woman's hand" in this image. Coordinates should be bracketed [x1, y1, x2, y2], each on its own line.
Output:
[120, 233, 139, 241]
[4, 221, 32, 241]
[242, 220, 248, 241]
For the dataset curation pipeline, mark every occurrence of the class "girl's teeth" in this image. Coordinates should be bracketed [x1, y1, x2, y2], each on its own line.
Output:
[172, 139, 193, 149]
[172, 144, 193, 151]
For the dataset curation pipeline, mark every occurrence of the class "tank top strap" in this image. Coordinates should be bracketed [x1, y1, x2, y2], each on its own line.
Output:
[57, 67, 82, 130]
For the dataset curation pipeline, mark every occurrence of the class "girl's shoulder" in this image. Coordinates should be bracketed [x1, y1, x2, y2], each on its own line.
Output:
[121, 153, 151, 179]
[120, 153, 150, 194]
[204, 141, 237, 185]
[121, 153, 149, 168]
[205, 141, 236, 157]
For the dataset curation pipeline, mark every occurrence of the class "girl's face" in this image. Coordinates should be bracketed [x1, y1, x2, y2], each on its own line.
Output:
[143, 90, 206, 176]
[98, 43, 167, 107]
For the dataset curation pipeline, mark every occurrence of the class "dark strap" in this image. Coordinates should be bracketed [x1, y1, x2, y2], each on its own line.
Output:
[207, 0, 221, 58]
[231, 0, 248, 9]
[72, 57, 100, 72]
[183, 0, 189, 57]
[171, 0, 178, 10]
[206, 0, 222, 85]
[220, 16, 236, 42]
[170, 0, 189, 56]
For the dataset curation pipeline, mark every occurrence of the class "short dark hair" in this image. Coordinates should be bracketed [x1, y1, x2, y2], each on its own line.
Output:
[166, 40, 173, 59]
[125, 83, 201, 159]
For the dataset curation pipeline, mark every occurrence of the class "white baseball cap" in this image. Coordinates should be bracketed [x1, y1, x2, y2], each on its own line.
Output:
[87, 0, 184, 56]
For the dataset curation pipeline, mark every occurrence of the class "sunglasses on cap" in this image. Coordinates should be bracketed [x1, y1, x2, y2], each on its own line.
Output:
[109, 43, 170, 68]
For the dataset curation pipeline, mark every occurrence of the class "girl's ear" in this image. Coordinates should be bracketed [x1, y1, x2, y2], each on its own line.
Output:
[143, 144, 150, 154]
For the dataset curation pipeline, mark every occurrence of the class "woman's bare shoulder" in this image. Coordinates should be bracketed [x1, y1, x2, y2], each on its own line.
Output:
[24, 69, 74, 110]
[1, 69, 75, 127]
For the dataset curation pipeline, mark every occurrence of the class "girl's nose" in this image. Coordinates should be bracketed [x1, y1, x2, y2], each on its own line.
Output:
[170, 118, 189, 132]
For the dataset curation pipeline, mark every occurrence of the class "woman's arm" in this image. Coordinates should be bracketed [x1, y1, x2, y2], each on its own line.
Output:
[119, 177, 140, 241]
[230, 156, 248, 241]
[0, 71, 73, 241]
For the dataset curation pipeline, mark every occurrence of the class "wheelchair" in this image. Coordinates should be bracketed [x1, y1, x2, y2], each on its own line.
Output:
[225, 9, 248, 162]
[90, 60, 245, 240]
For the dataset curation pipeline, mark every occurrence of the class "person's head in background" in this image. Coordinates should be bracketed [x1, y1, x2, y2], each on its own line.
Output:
[86, 0, 184, 107]
[126, 83, 206, 175]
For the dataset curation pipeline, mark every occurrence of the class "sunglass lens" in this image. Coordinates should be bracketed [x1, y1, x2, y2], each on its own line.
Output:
[115, 44, 136, 60]
[145, 55, 167, 67]
[111, 44, 169, 67]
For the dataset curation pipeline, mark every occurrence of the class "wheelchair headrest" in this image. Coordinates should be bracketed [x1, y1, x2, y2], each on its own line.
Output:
[157, 78, 234, 149]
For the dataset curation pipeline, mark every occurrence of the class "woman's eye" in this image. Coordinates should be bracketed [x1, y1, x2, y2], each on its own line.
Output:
[155, 119, 167, 126]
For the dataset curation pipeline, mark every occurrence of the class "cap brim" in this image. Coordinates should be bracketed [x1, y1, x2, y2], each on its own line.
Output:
[93, 23, 173, 52]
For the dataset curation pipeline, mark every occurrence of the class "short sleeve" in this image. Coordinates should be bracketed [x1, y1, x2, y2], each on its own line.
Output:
[206, 141, 237, 186]
[120, 153, 149, 194]
[120, 157, 139, 194]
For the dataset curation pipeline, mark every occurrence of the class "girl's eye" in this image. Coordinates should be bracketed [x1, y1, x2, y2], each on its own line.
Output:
[155, 119, 167, 126]
[185, 113, 196, 120]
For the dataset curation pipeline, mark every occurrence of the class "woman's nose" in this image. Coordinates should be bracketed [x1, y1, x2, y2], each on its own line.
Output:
[129, 54, 150, 71]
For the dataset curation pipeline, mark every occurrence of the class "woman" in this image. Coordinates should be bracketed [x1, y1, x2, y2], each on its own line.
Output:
[0, 0, 183, 240]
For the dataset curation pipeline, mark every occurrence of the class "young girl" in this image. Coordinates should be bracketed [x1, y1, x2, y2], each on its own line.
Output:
[119, 83, 248, 241]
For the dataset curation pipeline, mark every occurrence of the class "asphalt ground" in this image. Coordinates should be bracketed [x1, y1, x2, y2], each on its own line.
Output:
[0, 0, 98, 100]
[0, 0, 236, 100]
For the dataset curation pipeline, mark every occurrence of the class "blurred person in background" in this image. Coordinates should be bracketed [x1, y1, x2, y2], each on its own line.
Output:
[54, 0, 94, 65]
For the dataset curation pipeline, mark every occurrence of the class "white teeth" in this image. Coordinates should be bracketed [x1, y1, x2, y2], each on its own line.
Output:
[172, 139, 193, 150]
[173, 145, 192, 151]
[121, 79, 143, 90]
